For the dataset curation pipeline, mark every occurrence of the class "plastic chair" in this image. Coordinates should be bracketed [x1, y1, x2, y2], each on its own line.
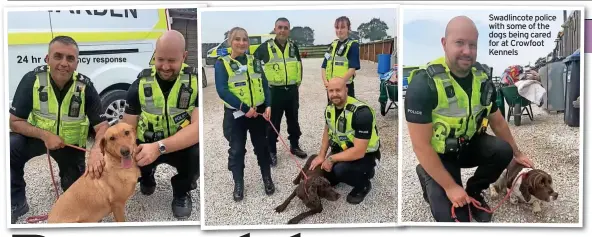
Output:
[499, 85, 533, 126]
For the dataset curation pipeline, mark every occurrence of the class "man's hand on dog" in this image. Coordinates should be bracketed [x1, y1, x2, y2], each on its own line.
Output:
[514, 152, 534, 168]
[135, 142, 160, 167]
[86, 149, 105, 179]
[321, 159, 334, 172]
[309, 155, 325, 171]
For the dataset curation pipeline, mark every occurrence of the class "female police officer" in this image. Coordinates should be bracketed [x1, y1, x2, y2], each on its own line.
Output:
[321, 16, 361, 100]
[215, 27, 275, 201]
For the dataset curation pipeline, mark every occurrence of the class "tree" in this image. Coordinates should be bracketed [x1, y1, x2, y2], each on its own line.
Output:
[350, 31, 361, 41]
[357, 18, 389, 41]
[289, 26, 315, 46]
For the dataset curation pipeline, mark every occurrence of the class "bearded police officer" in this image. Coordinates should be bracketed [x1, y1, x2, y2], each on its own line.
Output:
[9, 36, 109, 224]
[122, 30, 199, 219]
[253, 17, 307, 166]
[405, 16, 534, 222]
[309, 78, 380, 205]
[321, 16, 361, 100]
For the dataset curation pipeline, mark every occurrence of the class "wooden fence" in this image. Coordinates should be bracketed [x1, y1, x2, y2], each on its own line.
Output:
[554, 10, 581, 59]
[359, 37, 396, 63]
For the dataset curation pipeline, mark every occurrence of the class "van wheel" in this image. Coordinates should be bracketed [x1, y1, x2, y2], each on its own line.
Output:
[202, 67, 207, 88]
[101, 90, 128, 126]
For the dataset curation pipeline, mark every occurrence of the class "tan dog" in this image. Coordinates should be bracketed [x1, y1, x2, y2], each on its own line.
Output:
[47, 122, 140, 223]
[490, 159, 559, 213]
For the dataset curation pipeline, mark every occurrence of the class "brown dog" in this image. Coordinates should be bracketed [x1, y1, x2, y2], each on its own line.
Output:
[274, 154, 340, 224]
[490, 159, 559, 213]
[47, 122, 140, 223]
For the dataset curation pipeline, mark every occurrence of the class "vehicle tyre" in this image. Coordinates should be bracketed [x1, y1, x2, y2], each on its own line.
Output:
[101, 89, 128, 126]
[513, 103, 522, 126]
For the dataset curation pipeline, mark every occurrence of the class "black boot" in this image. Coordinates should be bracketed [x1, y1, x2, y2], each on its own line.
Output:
[347, 182, 372, 205]
[261, 167, 275, 195]
[467, 190, 493, 222]
[232, 170, 244, 202]
[290, 142, 307, 159]
[172, 191, 192, 219]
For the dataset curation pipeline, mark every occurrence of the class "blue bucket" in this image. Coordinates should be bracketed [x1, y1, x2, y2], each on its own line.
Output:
[377, 54, 391, 74]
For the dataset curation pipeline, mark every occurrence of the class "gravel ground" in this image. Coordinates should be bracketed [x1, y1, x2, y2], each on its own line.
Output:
[400, 97, 580, 224]
[13, 139, 200, 224]
[202, 58, 398, 227]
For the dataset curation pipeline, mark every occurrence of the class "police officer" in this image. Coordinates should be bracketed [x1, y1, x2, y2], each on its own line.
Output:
[253, 17, 307, 166]
[309, 78, 380, 205]
[122, 30, 199, 219]
[321, 16, 361, 100]
[9, 36, 109, 224]
[404, 16, 534, 222]
[215, 27, 275, 202]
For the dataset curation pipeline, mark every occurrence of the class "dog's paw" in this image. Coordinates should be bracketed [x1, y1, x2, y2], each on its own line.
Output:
[275, 205, 287, 213]
[489, 186, 499, 199]
[510, 196, 518, 205]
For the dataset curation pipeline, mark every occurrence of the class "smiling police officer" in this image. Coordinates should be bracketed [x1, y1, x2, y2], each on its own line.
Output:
[253, 17, 307, 166]
[9, 36, 109, 224]
[122, 30, 199, 219]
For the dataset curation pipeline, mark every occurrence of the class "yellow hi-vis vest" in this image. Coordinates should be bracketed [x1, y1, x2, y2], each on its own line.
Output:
[28, 65, 90, 147]
[417, 57, 494, 154]
[219, 54, 265, 109]
[325, 96, 380, 153]
[136, 63, 198, 142]
[325, 39, 358, 84]
[263, 39, 302, 86]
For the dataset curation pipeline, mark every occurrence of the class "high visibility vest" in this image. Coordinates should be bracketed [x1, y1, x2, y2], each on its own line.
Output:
[27, 65, 90, 147]
[263, 39, 302, 86]
[136, 63, 198, 142]
[325, 39, 358, 84]
[410, 57, 494, 154]
[219, 54, 265, 109]
[325, 96, 380, 153]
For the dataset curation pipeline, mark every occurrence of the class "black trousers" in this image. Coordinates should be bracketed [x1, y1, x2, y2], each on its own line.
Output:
[327, 82, 355, 103]
[138, 140, 200, 197]
[267, 85, 302, 153]
[10, 132, 86, 206]
[223, 106, 272, 181]
[325, 147, 379, 189]
[416, 133, 513, 222]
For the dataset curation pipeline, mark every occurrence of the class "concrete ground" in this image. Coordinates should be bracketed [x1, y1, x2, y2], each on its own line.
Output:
[202, 58, 398, 227]
[400, 97, 580, 224]
[13, 139, 200, 224]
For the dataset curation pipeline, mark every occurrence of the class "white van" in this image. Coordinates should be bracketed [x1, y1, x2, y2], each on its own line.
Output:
[6, 8, 200, 126]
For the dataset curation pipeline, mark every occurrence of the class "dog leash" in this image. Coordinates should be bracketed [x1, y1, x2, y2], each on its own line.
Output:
[451, 172, 527, 222]
[25, 144, 90, 224]
[238, 103, 311, 195]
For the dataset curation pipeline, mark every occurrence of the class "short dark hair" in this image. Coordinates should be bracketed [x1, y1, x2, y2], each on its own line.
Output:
[335, 16, 351, 30]
[49, 35, 79, 51]
[275, 17, 290, 25]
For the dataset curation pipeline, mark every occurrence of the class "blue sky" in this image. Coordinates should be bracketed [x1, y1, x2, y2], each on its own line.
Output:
[201, 8, 397, 44]
[403, 9, 571, 76]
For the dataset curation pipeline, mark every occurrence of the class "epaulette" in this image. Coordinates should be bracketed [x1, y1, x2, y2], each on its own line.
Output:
[137, 68, 153, 79]
[32, 65, 48, 74]
[473, 62, 486, 73]
[345, 103, 357, 112]
[76, 72, 91, 85]
[426, 64, 446, 79]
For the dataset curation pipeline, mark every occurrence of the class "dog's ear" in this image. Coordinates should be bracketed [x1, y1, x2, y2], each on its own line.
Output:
[100, 137, 106, 156]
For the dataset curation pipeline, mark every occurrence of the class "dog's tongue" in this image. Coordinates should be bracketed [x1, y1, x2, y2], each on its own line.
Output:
[122, 157, 132, 169]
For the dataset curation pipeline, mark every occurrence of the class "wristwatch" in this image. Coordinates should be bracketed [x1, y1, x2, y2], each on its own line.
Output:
[327, 155, 335, 163]
[157, 141, 166, 155]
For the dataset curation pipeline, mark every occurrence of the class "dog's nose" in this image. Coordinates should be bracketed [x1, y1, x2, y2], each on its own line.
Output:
[551, 192, 559, 200]
[120, 148, 130, 157]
